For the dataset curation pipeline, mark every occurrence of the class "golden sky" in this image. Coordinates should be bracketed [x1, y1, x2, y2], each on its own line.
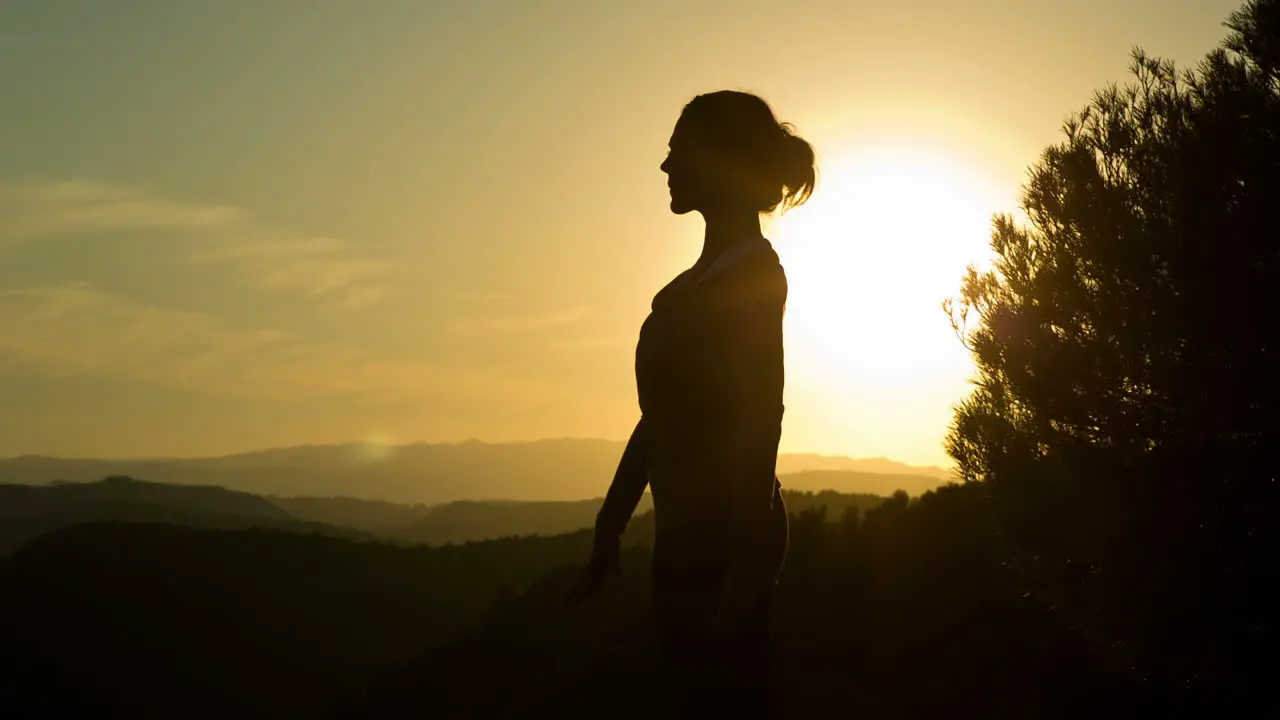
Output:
[0, 0, 1242, 465]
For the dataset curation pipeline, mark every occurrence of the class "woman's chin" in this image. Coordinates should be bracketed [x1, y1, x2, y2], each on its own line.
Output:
[669, 199, 695, 215]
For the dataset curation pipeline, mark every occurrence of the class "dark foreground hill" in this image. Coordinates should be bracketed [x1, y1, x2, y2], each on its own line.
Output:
[348, 484, 1128, 719]
[0, 483, 1195, 720]
[0, 522, 604, 719]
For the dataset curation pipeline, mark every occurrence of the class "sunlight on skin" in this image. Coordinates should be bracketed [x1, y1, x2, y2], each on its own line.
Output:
[771, 143, 1005, 465]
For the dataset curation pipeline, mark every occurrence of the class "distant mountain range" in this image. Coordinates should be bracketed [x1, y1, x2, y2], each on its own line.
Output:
[0, 439, 952, 506]
[0, 473, 897, 555]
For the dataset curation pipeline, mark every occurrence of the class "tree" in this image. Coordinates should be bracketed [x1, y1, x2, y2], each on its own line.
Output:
[943, 0, 1277, 705]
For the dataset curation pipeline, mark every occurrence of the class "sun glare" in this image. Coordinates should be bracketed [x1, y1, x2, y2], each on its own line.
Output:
[772, 143, 1003, 457]
[349, 434, 398, 463]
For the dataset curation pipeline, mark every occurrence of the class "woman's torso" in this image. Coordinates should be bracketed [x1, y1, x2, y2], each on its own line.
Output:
[635, 237, 786, 538]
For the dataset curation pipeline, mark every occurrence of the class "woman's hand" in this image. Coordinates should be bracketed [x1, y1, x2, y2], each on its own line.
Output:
[567, 535, 621, 606]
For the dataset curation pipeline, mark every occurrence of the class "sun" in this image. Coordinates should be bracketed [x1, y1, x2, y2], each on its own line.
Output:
[769, 142, 1004, 460]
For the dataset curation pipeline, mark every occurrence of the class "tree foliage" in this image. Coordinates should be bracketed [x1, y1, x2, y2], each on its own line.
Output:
[944, 0, 1278, 702]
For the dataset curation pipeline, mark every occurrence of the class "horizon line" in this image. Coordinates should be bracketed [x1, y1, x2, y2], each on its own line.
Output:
[0, 436, 951, 470]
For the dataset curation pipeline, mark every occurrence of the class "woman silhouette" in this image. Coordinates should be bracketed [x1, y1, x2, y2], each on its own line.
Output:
[572, 90, 817, 717]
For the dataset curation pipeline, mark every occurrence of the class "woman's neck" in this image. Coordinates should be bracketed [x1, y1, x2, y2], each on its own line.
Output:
[697, 209, 763, 265]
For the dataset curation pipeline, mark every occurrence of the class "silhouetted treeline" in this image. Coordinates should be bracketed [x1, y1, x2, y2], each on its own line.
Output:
[379, 490, 882, 547]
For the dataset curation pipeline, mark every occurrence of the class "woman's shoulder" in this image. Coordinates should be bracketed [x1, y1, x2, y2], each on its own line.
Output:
[651, 239, 785, 311]
[712, 241, 787, 308]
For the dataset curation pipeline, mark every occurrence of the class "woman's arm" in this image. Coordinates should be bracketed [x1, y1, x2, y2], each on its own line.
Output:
[723, 262, 787, 580]
[593, 416, 651, 543]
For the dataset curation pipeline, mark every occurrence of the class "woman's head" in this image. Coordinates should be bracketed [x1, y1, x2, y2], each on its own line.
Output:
[660, 91, 816, 217]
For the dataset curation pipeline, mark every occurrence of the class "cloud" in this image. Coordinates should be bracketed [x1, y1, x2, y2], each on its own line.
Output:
[0, 178, 387, 309]
[180, 235, 390, 307]
[0, 283, 282, 391]
[339, 286, 387, 311]
[0, 283, 559, 409]
[0, 179, 241, 243]
[448, 305, 592, 335]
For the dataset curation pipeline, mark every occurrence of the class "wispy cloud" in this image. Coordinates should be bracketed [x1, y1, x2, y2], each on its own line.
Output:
[0, 179, 241, 243]
[0, 178, 388, 310]
[339, 286, 387, 311]
[180, 235, 390, 309]
[0, 283, 558, 408]
[447, 305, 592, 335]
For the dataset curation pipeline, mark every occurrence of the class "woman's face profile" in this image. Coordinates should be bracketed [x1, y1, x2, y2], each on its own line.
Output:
[660, 117, 722, 216]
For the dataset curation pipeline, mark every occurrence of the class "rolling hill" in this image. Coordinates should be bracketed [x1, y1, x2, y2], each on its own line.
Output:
[0, 475, 375, 555]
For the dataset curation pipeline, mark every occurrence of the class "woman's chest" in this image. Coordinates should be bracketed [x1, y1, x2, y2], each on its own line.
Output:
[636, 295, 734, 405]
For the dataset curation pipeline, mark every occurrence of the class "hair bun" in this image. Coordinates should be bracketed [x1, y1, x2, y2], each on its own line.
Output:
[777, 123, 816, 210]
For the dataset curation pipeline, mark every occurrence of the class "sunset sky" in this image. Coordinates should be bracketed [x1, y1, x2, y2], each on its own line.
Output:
[0, 0, 1242, 465]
